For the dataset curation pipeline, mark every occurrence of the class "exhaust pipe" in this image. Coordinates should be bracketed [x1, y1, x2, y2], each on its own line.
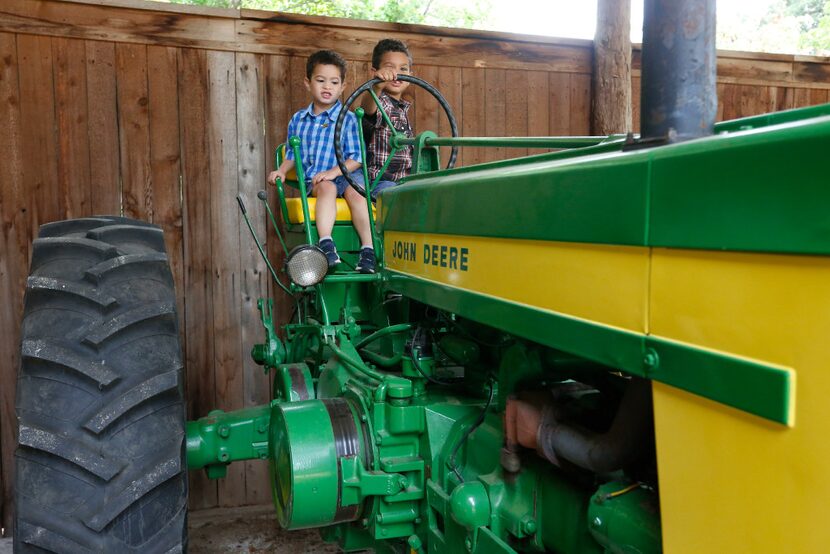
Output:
[640, 0, 717, 143]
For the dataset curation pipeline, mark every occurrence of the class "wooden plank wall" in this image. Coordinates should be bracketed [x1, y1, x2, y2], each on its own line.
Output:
[630, 47, 830, 132]
[1, 0, 830, 528]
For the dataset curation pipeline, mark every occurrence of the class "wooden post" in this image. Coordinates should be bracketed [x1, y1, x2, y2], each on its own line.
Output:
[592, 0, 632, 135]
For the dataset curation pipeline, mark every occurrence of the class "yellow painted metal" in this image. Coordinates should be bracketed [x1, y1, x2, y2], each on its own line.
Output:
[650, 248, 830, 553]
[384, 231, 649, 333]
[285, 198, 376, 225]
[384, 233, 824, 549]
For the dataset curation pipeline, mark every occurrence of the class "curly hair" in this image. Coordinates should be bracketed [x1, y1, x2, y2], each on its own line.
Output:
[371, 39, 413, 69]
[306, 50, 348, 79]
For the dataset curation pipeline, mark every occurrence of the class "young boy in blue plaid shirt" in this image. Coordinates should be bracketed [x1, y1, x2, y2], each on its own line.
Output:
[268, 50, 375, 273]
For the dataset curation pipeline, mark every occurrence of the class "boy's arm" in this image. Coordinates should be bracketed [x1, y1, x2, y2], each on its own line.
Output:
[311, 159, 361, 185]
[267, 159, 294, 186]
[269, 114, 298, 185]
[360, 68, 398, 116]
[311, 116, 362, 185]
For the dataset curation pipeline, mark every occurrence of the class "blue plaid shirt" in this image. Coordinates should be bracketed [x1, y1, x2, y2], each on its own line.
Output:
[285, 101, 361, 182]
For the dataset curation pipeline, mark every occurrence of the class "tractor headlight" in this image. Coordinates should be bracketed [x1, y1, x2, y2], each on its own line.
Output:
[285, 245, 328, 287]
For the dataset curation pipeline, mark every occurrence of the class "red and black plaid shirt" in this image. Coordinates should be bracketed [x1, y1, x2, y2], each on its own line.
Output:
[363, 93, 413, 183]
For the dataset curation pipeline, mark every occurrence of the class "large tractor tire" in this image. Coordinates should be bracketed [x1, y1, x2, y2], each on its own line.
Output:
[14, 216, 188, 553]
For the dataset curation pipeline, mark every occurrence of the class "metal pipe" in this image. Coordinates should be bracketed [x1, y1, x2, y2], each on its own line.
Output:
[356, 323, 412, 350]
[324, 273, 383, 283]
[395, 136, 607, 149]
[186, 405, 272, 471]
[640, 0, 717, 142]
[289, 136, 315, 245]
[538, 377, 652, 473]
[360, 349, 402, 368]
[355, 107, 382, 266]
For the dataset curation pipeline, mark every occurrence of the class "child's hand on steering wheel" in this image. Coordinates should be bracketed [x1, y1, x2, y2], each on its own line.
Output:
[372, 69, 400, 93]
[373, 68, 399, 82]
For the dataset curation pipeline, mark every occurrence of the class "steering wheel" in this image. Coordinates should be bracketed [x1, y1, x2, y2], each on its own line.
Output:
[333, 74, 458, 198]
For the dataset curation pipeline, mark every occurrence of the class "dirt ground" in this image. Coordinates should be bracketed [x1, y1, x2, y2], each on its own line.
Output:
[188, 504, 342, 553]
[0, 505, 347, 553]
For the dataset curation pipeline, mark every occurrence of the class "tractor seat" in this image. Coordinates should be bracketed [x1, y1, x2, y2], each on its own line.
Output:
[276, 144, 374, 225]
[285, 197, 375, 224]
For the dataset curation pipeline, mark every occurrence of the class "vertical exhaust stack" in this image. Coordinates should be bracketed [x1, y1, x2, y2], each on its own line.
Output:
[640, 0, 717, 142]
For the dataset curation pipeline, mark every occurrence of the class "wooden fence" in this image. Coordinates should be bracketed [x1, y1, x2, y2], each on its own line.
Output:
[1, 0, 829, 529]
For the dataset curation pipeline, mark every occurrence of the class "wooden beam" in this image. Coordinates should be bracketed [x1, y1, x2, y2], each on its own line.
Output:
[592, 0, 632, 135]
[0, 0, 592, 73]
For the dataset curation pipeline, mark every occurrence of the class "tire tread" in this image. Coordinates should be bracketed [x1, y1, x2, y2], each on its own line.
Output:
[15, 216, 187, 553]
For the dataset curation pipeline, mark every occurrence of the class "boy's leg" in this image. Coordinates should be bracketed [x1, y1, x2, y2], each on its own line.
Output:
[343, 186, 373, 247]
[336, 173, 376, 274]
[312, 181, 338, 238]
[312, 181, 340, 267]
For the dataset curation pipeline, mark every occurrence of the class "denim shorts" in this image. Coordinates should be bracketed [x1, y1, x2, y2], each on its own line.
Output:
[368, 180, 398, 200]
[332, 171, 365, 196]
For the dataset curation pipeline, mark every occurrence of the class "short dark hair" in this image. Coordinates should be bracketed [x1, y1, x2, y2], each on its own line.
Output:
[306, 50, 347, 79]
[371, 39, 412, 69]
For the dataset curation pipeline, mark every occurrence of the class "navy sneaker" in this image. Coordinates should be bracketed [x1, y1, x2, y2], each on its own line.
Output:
[318, 238, 341, 268]
[356, 247, 376, 274]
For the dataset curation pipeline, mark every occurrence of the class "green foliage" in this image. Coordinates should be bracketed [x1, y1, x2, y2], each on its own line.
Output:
[717, 0, 830, 56]
[799, 0, 830, 53]
[782, 0, 827, 22]
[164, 0, 492, 29]
[765, 0, 830, 54]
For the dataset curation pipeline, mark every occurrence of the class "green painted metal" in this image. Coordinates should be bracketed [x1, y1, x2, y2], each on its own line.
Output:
[288, 136, 315, 245]
[366, 88, 401, 194]
[398, 136, 607, 149]
[714, 101, 830, 133]
[386, 271, 791, 424]
[448, 481, 490, 530]
[535, 460, 605, 554]
[437, 335, 480, 365]
[354, 107, 383, 263]
[587, 482, 662, 554]
[260, 188, 289, 256]
[648, 114, 830, 255]
[400, 135, 628, 183]
[323, 273, 382, 283]
[239, 195, 294, 297]
[380, 149, 651, 246]
[340, 456, 408, 505]
[186, 405, 271, 472]
[269, 399, 343, 529]
[645, 336, 792, 425]
[193, 78, 830, 554]
[250, 298, 285, 370]
[188, 311, 662, 552]
[273, 145, 294, 224]
[369, 88, 399, 140]
[272, 363, 315, 402]
[382, 108, 830, 255]
[387, 272, 647, 378]
[411, 131, 441, 175]
[472, 529, 516, 553]
[356, 323, 412, 350]
[420, 403, 625, 554]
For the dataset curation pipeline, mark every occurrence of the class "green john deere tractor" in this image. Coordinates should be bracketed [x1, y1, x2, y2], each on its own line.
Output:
[13, 1, 830, 552]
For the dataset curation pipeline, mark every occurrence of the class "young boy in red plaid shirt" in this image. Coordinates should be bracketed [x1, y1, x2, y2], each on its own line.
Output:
[360, 39, 415, 203]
